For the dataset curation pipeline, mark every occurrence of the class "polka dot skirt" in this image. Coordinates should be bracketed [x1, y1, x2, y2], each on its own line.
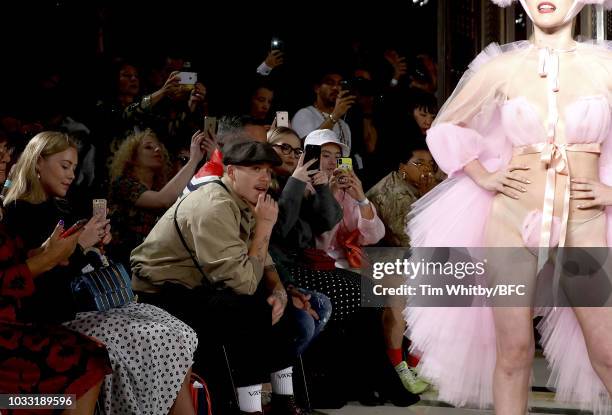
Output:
[288, 265, 362, 322]
[64, 302, 198, 415]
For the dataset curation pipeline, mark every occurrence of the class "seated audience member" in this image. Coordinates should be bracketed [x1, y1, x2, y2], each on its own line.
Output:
[306, 129, 385, 270]
[267, 127, 420, 407]
[247, 81, 275, 125]
[366, 140, 438, 247]
[107, 128, 209, 265]
[307, 129, 430, 396]
[365, 139, 436, 394]
[291, 70, 355, 150]
[3, 131, 198, 415]
[124, 70, 207, 152]
[132, 141, 306, 415]
[0, 221, 110, 415]
[183, 115, 267, 195]
[0, 131, 13, 187]
[92, 60, 143, 165]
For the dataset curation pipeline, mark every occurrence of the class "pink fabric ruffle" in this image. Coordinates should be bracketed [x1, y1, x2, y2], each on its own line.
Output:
[426, 124, 482, 179]
[521, 210, 562, 252]
[538, 307, 611, 413]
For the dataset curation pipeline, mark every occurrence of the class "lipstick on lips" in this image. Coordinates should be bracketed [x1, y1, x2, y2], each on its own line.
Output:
[537, 1, 556, 13]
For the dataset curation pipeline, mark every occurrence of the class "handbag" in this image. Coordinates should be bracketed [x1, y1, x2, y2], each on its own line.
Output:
[71, 261, 135, 312]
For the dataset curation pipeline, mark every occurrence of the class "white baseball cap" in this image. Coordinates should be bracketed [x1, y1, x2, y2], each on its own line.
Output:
[303, 129, 350, 157]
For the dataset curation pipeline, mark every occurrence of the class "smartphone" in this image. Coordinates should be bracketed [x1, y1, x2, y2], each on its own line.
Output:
[204, 116, 218, 136]
[92, 199, 107, 219]
[340, 79, 356, 96]
[271, 37, 284, 52]
[177, 71, 197, 85]
[303, 144, 321, 171]
[276, 111, 289, 128]
[60, 219, 88, 239]
[336, 157, 352, 172]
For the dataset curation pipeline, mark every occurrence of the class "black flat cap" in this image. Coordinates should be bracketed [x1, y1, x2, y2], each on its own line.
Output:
[223, 141, 282, 167]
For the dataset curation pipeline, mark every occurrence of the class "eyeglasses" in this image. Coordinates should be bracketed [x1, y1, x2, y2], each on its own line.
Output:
[410, 159, 438, 172]
[273, 143, 303, 157]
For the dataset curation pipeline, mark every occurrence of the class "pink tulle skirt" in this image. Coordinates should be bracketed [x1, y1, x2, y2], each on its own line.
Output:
[404, 174, 612, 413]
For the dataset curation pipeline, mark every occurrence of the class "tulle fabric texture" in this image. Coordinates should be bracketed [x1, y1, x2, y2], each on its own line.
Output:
[404, 40, 612, 413]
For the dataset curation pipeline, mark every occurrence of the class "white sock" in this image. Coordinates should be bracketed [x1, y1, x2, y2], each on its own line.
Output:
[237, 384, 262, 413]
[270, 367, 294, 396]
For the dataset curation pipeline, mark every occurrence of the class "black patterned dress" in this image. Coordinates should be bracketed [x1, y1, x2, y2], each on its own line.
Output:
[0, 224, 111, 415]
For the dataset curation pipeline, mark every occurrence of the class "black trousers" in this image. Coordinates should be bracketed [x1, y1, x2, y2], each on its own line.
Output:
[137, 283, 299, 387]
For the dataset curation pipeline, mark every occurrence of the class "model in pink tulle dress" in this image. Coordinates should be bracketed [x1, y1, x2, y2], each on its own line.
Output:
[403, 0, 612, 413]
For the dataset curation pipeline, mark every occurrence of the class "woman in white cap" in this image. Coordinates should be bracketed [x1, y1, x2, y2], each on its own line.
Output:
[404, 0, 612, 413]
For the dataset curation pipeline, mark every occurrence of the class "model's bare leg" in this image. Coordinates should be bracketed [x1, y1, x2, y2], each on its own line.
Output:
[573, 307, 612, 394]
[492, 307, 534, 415]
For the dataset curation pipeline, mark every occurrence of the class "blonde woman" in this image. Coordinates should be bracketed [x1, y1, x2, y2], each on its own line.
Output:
[3, 131, 198, 415]
[108, 128, 208, 264]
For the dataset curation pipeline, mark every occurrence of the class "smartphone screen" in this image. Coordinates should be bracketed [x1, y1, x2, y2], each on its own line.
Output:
[303, 144, 321, 171]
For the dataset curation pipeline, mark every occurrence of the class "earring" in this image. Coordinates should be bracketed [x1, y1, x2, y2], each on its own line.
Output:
[401, 171, 406, 180]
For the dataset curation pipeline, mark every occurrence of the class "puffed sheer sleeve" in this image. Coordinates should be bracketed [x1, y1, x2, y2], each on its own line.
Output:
[427, 43, 527, 177]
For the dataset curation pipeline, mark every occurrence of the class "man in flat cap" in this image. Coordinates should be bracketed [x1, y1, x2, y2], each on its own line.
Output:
[131, 141, 304, 414]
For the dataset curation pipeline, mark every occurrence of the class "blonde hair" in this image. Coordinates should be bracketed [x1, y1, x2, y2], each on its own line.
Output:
[109, 129, 170, 188]
[267, 127, 300, 145]
[4, 131, 78, 206]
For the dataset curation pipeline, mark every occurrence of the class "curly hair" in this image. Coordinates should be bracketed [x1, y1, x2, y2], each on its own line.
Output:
[109, 129, 171, 189]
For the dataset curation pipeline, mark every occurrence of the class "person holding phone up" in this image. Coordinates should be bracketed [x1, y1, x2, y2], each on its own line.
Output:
[292, 70, 355, 150]
[108, 128, 208, 266]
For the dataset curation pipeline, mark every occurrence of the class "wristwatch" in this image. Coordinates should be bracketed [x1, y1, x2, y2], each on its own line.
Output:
[357, 198, 370, 206]
[329, 113, 338, 124]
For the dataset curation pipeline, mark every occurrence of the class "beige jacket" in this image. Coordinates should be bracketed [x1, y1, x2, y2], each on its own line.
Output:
[131, 176, 272, 295]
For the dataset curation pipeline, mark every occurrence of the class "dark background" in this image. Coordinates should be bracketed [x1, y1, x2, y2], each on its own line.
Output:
[0, 1, 437, 118]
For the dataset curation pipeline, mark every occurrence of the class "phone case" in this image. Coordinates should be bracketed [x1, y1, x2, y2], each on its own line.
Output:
[93, 199, 107, 218]
[178, 72, 197, 85]
[276, 112, 289, 128]
[304, 145, 321, 171]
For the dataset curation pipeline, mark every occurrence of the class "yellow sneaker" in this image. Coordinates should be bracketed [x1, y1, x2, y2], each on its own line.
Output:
[394, 361, 430, 394]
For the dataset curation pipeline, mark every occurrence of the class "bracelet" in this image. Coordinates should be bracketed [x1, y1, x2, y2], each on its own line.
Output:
[329, 113, 338, 124]
[357, 198, 370, 206]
